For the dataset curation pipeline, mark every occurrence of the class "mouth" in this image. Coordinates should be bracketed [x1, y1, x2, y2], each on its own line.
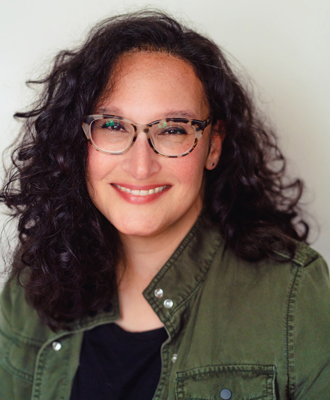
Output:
[113, 184, 168, 197]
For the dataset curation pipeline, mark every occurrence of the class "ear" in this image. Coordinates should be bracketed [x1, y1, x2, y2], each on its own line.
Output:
[205, 120, 225, 170]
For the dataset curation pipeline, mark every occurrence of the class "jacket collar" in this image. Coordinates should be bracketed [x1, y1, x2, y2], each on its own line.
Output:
[143, 213, 223, 338]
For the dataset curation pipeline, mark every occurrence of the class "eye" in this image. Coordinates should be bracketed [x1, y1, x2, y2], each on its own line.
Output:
[158, 125, 188, 135]
[100, 119, 127, 132]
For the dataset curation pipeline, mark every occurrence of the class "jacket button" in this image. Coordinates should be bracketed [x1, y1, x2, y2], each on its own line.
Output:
[163, 299, 173, 309]
[171, 354, 178, 363]
[154, 288, 164, 298]
[52, 341, 62, 351]
[220, 388, 232, 399]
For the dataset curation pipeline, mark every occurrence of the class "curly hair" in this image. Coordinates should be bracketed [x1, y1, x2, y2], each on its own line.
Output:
[0, 10, 309, 330]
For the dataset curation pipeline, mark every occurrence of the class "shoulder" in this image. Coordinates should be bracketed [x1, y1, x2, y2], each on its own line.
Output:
[0, 276, 52, 344]
[213, 237, 328, 284]
[195, 216, 329, 299]
[204, 236, 330, 336]
[270, 242, 330, 306]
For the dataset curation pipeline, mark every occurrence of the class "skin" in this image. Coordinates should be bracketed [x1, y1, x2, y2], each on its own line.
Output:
[86, 52, 222, 331]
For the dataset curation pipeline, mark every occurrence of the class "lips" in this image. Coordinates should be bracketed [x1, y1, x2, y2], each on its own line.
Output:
[113, 184, 168, 196]
[111, 183, 170, 204]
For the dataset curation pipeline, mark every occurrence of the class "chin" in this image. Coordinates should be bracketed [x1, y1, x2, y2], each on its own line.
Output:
[113, 219, 163, 238]
[119, 228, 161, 238]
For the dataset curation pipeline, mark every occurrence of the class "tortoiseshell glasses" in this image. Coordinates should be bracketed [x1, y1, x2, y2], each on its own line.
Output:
[82, 115, 212, 158]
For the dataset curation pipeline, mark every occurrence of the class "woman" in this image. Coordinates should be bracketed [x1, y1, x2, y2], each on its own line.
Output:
[0, 10, 329, 400]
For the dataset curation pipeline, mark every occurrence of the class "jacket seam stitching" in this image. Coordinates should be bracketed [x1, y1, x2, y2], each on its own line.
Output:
[59, 342, 72, 400]
[177, 363, 275, 375]
[286, 264, 302, 399]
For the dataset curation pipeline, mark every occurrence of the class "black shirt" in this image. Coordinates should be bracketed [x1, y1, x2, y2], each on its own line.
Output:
[70, 323, 168, 400]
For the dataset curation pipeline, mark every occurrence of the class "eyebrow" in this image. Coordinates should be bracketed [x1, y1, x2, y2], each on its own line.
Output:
[96, 106, 121, 115]
[96, 106, 199, 120]
[164, 110, 198, 119]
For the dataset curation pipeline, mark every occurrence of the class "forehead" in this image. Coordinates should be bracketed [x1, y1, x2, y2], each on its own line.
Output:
[97, 51, 209, 120]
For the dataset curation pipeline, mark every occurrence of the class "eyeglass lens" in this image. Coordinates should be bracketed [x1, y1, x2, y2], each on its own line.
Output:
[90, 118, 196, 156]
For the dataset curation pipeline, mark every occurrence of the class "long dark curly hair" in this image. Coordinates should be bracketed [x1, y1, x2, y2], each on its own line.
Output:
[0, 10, 309, 330]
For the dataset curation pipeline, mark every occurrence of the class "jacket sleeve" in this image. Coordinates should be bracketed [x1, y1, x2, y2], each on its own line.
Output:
[291, 255, 330, 398]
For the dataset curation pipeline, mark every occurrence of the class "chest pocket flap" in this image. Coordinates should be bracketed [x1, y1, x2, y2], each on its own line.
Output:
[176, 364, 276, 400]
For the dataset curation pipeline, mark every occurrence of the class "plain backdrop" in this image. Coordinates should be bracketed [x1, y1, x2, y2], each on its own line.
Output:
[0, 0, 329, 273]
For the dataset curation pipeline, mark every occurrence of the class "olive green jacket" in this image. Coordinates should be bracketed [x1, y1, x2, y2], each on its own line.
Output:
[0, 216, 330, 399]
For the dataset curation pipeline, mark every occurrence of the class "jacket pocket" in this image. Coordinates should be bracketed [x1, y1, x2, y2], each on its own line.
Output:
[176, 364, 276, 400]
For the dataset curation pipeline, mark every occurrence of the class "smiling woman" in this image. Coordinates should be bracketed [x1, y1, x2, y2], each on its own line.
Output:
[0, 10, 329, 400]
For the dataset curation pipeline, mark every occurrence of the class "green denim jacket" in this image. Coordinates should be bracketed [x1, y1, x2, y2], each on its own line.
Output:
[0, 216, 330, 399]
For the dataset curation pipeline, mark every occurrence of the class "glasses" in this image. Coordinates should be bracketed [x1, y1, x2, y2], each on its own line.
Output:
[82, 114, 212, 158]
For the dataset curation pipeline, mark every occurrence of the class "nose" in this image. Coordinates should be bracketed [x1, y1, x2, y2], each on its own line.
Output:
[121, 131, 161, 180]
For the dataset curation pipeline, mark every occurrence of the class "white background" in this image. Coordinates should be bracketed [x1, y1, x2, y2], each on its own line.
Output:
[0, 0, 329, 267]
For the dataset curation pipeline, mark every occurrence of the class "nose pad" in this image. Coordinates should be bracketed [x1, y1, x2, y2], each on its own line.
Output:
[142, 127, 157, 153]
[121, 131, 161, 179]
[147, 137, 160, 155]
[142, 126, 162, 155]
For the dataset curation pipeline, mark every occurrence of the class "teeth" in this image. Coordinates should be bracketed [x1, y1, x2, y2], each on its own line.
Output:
[115, 185, 167, 196]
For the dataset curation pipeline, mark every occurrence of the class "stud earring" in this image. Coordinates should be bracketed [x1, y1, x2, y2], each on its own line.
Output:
[206, 162, 216, 170]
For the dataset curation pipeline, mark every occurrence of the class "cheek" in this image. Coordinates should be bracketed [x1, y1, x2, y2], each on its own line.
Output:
[85, 148, 113, 202]
[173, 147, 207, 190]
[86, 147, 114, 182]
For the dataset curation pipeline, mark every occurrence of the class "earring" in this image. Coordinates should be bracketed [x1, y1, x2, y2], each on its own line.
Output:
[206, 162, 216, 170]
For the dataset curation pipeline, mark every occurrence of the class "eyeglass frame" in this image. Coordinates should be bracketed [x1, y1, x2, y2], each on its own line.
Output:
[82, 114, 212, 158]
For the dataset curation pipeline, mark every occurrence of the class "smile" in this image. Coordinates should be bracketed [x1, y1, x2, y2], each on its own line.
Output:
[113, 184, 168, 196]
